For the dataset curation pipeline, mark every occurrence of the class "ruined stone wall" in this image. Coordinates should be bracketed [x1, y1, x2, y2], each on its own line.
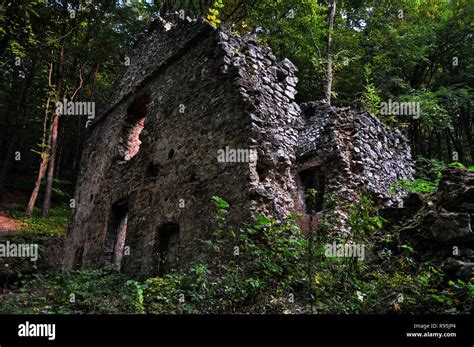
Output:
[353, 111, 414, 205]
[296, 101, 414, 232]
[217, 32, 303, 218]
[63, 20, 303, 274]
[64, 21, 252, 273]
[64, 19, 414, 274]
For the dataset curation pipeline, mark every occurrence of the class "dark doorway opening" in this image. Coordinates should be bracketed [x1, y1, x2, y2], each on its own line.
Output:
[103, 200, 129, 269]
[156, 223, 180, 275]
[299, 168, 325, 214]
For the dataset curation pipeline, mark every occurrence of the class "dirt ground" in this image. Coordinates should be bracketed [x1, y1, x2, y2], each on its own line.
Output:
[0, 214, 22, 232]
[0, 190, 26, 232]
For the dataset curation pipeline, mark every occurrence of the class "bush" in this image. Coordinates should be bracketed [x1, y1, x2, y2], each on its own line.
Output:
[142, 275, 182, 314]
[0, 267, 144, 314]
[2, 196, 471, 314]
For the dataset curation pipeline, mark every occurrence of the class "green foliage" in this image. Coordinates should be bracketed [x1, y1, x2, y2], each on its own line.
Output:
[230, 0, 474, 165]
[322, 193, 339, 212]
[401, 91, 450, 126]
[211, 195, 229, 237]
[126, 280, 145, 313]
[142, 275, 182, 314]
[361, 64, 382, 117]
[3, 194, 471, 314]
[391, 159, 473, 195]
[448, 161, 465, 169]
[9, 204, 71, 236]
[206, 0, 224, 28]
[305, 188, 317, 200]
[349, 195, 385, 239]
[0, 268, 144, 314]
[182, 200, 308, 313]
[415, 156, 447, 181]
[211, 195, 229, 210]
[390, 178, 438, 194]
[0, 205, 70, 290]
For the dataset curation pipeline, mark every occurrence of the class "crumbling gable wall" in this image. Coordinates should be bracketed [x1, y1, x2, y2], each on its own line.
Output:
[63, 20, 303, 274]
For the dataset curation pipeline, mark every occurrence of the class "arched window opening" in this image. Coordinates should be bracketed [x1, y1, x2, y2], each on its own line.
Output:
[119, 94, 150, 161]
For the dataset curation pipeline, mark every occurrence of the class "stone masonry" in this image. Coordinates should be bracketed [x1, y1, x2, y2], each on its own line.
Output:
[63, 19, 414, 275]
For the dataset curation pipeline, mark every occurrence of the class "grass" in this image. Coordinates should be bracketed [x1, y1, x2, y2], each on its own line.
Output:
[8, 204, 71, 237]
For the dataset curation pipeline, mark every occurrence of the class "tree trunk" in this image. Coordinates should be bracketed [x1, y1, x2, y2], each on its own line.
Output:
[42, 111, 59, 217]
[325, 0, 337, 104]
[42, 26, 66, 217]
[26, 152, 50, 217]
[25, 59, 53, 217]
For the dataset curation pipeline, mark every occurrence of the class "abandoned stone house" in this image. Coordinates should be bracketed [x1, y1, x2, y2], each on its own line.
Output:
[63, 19, 414, 275]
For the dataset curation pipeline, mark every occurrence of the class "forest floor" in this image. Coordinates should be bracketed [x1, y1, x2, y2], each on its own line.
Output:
[0, 214, 22, 232]
[0, 181, 472, 314]
[0, 186, 70, 236]
[0, 190, 26, 232]
[0, 191, 69, 303]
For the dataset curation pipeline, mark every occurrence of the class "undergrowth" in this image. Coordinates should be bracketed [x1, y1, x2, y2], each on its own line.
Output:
[1, 196, 472, 314]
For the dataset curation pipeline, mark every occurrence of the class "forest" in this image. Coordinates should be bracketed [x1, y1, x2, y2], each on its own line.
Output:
[0, 0, 473, 318]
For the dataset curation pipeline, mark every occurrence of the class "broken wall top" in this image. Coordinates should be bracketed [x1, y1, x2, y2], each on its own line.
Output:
[298, 101, 415, 205]
[94, 19, 212, 125]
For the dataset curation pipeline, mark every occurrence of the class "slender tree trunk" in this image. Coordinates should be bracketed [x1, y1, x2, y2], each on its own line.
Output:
[325, 0, 337, 104]
[42, 110, 59, 217]
[42, 25, 66, 217]
[26, 66, 53, 218]
[26, 152, 50, 217]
